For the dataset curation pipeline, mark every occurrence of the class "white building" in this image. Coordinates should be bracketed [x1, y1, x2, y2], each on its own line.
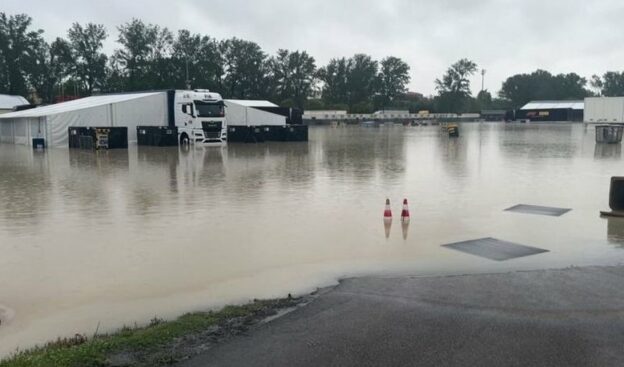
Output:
[0, 92, 168, 147]
[0, 94, 29, 114]
[303, 110, 348, 120]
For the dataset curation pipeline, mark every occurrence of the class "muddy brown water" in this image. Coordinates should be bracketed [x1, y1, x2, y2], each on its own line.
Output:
[1, 123, 624, 357]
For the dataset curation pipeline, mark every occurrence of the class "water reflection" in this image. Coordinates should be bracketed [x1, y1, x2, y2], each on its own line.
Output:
[319, 127, 406, 183]
[594, 144, 622, 159]
[498, 123, 578, 159]
[69, 149, 129, 170]
[384, 219, 392, 239]
[401, 221, 409, 240]
[606, 217, 624, 247]
[0, 147, 52, 233]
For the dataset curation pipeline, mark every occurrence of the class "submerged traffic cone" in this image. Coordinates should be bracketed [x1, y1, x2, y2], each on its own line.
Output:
[401, 198, 410, 223]
[383, 198, 392, 221]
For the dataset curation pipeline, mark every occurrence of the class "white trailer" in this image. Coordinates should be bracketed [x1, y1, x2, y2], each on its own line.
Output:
[584, 97, 624, 124]
[224, 100, 287, 126]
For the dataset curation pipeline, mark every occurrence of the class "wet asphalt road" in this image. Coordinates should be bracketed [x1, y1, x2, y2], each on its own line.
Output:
[179, 266, 624, 367]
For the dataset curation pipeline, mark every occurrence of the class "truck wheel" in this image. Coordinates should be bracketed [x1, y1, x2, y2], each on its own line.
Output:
[180, 133, 189, 145]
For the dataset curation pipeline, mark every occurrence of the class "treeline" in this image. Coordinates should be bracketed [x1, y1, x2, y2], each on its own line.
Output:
[2, 12, 624, 113]
[0, 13, 411, 112]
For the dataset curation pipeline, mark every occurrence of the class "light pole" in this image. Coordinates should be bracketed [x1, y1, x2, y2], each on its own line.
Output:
[185, 57, 191, 90]
[481, 69, 486, 92]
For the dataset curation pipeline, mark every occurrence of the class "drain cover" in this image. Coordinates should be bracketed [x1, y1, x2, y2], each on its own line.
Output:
[442, 237, 549, 261]
[504, 204, 571, 217]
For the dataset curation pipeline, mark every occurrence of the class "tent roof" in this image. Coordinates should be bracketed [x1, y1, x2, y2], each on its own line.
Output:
[0, 94, 29, 109]
[0, 92, 163, 119]
[225, 99, 278, 107]
[520, 100, 584, 110]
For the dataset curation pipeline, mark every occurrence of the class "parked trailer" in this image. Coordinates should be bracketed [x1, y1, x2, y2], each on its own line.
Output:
[585, 97, 624, 124]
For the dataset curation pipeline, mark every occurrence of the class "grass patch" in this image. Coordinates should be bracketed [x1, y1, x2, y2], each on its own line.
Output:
[0, 297, 299, 367]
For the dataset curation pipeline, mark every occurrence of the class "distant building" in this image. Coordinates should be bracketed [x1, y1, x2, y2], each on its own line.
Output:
[372, 109, 409, 115]
[0, 94, 29, 115]
[480, 110, 507, 121]
[516, 100, 584, 122]
[303, 110, 348, 120]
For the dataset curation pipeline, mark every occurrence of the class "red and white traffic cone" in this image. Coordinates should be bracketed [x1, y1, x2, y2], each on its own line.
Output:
[383, 198, 392, 221]
[401, 198, 410, 223]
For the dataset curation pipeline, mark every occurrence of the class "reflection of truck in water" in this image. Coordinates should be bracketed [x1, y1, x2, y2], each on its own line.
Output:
[174, 89, 227, 146]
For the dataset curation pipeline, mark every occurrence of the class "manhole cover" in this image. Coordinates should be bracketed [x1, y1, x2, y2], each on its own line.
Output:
[442, 237, 549, 261]
[504, 204, 571, 217]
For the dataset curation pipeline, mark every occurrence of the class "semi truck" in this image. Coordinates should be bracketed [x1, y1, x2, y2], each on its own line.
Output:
[174, 89, 226, 145]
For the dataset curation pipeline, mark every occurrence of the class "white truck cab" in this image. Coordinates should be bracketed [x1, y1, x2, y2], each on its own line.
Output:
[174, 89, 227, 145]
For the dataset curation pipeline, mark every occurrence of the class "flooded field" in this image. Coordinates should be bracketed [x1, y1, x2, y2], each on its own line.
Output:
[1, 123, 624, 357]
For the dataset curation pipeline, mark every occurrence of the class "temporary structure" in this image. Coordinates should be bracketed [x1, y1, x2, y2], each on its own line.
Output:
[0, 92, 167, 147]
[0, 94, 29, 114]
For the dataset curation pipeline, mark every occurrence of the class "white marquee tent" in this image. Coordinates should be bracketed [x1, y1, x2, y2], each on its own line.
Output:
[0, 92, 168, 147]
[0, 94, 29, 114]
[224, 100, 287, 126]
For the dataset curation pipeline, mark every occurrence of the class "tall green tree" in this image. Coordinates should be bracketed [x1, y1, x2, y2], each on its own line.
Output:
[67, 22, 108, 95]
[377, 56, 410, 108]
[499, 70, 590, 107]
[30, 37, 73, 102]
[591, 71, 624, 97]
[434, 58, 478, 113]
[267, 49, 316, 108]
[345, 54, 378, 111]
[114, 19, 173, 90]
[220, 38, 268, 99]
[476, 89, 492, 110]
[0, 13, 46, 98]
[318, 57, 349, 105]
[172, 29, 223, 90]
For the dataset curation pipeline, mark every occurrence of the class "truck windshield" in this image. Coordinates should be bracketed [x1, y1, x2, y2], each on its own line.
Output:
[195, 101, 224, 117]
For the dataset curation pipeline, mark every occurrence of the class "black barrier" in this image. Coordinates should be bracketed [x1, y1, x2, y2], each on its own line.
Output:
[228, 125, 307, 143]
[137, 126, 178, 146]
[284, 125, 308, 141]
[228, 125, 265, 143]
[609, 177, 624, 212]
[32, 138, 45, 149]
[68, 127, 128, 149]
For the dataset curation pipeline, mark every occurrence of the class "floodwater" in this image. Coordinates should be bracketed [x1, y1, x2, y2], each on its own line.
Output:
[1, 123, 624, 357]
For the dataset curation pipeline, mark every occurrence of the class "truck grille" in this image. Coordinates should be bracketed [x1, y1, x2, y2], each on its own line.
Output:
[203, 131, 221, 139]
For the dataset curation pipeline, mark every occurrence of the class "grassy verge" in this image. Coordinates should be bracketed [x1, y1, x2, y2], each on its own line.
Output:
[0, 297, 301, 367]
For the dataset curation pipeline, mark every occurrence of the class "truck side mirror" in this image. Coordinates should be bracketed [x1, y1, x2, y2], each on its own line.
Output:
[182, 105, 187, 114]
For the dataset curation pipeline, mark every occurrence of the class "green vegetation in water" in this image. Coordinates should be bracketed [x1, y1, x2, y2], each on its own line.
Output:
[0, 297, 300, 367]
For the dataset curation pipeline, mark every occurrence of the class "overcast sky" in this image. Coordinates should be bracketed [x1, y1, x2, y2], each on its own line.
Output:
[4, 0, 624, 96]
